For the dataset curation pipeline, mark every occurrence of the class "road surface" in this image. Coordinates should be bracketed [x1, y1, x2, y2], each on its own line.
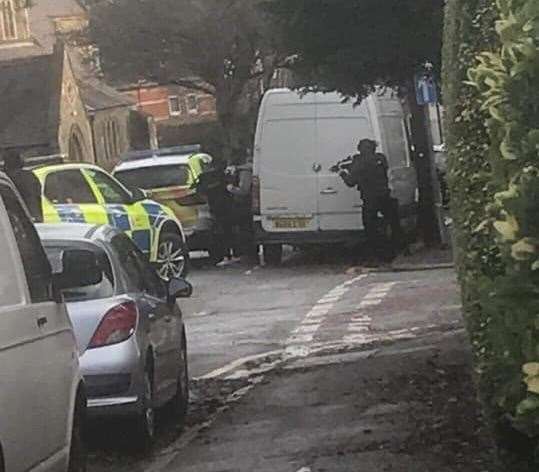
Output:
[88, 252, 495, 472]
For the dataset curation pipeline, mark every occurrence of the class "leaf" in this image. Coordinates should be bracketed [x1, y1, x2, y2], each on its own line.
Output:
[517, 395, 539, 415]
[525, 377, 539, 395]
[511, 238, 537, 261]
[500, 138, 518, 159]
[523, 363, 539, 377]
[493, 215, 520, 241]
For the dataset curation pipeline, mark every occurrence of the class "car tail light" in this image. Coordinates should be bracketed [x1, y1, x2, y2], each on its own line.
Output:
[88, 302, 138, 349]
[252, 175, 260, 215]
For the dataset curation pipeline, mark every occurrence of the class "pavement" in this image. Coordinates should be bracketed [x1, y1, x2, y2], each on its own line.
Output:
[87, 249, 498, 472]
[169, 333, 495, 472]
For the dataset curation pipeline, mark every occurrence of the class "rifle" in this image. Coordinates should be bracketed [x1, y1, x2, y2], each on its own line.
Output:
[330, 155, 354, 173]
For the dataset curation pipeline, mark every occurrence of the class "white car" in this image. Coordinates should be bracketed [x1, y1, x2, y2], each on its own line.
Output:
[0, 172, 91, 472]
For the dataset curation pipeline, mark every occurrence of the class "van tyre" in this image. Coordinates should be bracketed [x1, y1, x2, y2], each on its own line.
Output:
[157, 233, 190, 280]
[134, 370, 155, 450]
[264, 244, 282, 266]
[68, 402, 87, 472]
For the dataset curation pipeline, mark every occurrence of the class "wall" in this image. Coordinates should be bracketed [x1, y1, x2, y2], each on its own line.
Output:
[91, 106, 131, 170]
[57, 49, 94, 163]
[125, 84, 217, 124]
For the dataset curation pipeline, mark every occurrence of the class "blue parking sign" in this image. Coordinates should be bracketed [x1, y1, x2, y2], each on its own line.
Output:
[415, 73, 438, 105]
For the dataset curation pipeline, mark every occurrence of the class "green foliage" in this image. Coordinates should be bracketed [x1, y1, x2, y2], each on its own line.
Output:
[442, 0, 502, 361]
[445, 0, 539, 465]
[267, 0, 444, 98]
[467, 0, 539, 443]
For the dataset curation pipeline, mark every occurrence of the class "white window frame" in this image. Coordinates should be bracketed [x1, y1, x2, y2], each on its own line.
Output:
[186, 94, 198, 115]
[168, 95, 182, 116]
[0, 0, 18, 41]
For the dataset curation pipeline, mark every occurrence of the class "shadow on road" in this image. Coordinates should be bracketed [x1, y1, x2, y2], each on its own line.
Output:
[86, 377, 250, 471]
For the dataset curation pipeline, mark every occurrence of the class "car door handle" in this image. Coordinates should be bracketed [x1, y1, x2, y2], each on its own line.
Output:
[321, 188, 338, 195]
[37, 316, 48, 328]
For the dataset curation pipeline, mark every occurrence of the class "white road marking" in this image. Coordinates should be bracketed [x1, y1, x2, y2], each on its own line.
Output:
[342, 283, 397, 343]
[195, 349, 283, 380]
[294, 324, 321, 334]
[348, 325, 370, 332]
[359, 299, 383, 307]
[285, 274, 369, 352]
[363, 291, 387, 300]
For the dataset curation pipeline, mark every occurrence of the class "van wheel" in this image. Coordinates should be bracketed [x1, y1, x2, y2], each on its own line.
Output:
[68, 403, 87, 472]
[264, 244, 282, 266]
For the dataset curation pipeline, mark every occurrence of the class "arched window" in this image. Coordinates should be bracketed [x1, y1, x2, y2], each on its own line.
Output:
[0, 0, 29, 42]
[69, 126, 87, 162]
[104, 120, 120, 161]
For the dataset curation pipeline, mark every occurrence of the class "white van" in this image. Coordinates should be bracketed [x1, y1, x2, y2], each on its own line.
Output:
[0, 172, 91, 472]
[252, 89, 417, 264]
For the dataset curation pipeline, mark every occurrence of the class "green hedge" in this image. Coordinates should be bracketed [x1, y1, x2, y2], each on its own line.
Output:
[444, 0, 539, 468]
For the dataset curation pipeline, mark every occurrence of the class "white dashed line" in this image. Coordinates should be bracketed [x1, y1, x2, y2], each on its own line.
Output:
[285, 275, 368, 352]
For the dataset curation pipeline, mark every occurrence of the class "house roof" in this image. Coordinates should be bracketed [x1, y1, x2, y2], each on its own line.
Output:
[0, 53, 61, 149]
[66, 47, 134, 111]
[0, 0, 87, 62]
[79, 81, 135, 111]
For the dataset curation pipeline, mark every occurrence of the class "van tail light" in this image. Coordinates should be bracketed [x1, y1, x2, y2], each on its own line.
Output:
[89, 302, 138, 349]
[252, 175, 260, 215]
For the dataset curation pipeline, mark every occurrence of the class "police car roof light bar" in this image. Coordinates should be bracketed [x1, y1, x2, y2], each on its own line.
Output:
[121, 145, 202, 162]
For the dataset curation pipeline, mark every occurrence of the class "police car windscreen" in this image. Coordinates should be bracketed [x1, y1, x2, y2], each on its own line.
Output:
[115, 164, 190, 190]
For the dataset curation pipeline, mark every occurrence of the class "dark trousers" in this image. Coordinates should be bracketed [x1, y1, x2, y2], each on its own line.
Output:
[232, 205, 257, 259]
[363, 196, 404, 260]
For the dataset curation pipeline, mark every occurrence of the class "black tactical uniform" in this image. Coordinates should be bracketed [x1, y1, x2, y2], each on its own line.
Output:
[340, 140, 404, 261]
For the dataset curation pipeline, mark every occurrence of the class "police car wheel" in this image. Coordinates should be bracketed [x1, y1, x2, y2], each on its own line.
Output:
[157, 233, 189, 281]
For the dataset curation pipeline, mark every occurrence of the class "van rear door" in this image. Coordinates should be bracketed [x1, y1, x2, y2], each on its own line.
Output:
[257, 92, 319, 233]
[315, 93, 370, 232]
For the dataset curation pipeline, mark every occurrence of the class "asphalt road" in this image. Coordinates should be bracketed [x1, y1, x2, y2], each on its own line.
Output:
[88, 251, 472, 472]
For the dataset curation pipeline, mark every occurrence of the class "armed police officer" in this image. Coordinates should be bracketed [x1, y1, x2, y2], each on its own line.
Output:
[335, 139, 404, 264]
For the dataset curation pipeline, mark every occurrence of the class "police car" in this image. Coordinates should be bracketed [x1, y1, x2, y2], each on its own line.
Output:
[112, 146, 218, 258]
[33, 163, 189, 279]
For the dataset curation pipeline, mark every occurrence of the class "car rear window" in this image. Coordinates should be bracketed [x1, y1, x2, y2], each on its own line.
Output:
[115, 164, 191, 190]
[44, 244, 115, 302]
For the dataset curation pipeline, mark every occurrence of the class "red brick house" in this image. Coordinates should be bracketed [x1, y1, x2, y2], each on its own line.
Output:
[121, 81, 219, 149]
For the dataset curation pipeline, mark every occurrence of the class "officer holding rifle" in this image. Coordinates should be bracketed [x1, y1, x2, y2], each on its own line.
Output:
[332, 138, 405, 264]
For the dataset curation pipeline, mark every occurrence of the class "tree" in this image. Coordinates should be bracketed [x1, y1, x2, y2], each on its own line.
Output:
[266, 0, 445, 244]
[88, 0, 278, 159]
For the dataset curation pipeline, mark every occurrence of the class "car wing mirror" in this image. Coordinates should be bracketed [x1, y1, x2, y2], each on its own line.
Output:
[53, 249, 103, 290]
[168, 278, 193, 302]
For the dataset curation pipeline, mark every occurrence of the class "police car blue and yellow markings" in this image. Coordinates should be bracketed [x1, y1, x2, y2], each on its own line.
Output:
[35, 164, 183, 262]
[106, 204, 131, 231]
[131, 229, 152, 255]
[141, 202, 170, 229]
[55, 205, 86, 224]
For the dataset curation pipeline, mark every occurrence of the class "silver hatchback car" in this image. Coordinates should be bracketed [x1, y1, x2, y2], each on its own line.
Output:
[37, 223, 191, 447]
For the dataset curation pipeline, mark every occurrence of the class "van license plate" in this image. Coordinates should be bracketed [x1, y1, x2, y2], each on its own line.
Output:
[273, 218, 310, 229]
